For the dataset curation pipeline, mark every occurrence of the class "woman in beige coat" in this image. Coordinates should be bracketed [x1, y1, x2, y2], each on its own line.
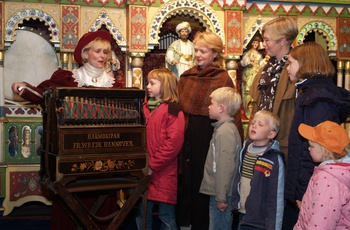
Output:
[249, 16, 298, 157]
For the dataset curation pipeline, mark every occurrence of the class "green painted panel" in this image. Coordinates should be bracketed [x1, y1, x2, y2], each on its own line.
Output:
[3, 118, 43, 164]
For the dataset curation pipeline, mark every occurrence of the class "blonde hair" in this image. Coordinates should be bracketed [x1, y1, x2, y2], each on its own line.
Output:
[210, 87, 242, 116]
[193, 31, 225, 67]
[147, 69, 179, 103]
[288, 42, 335, 79]
[254, 110, 281, 133]
[81, 37, 112, 66]
[262, 17, 298, 45]
[322, 143, 350, 160]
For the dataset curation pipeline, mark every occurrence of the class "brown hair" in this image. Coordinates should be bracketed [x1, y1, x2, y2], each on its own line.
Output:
[193, 31, 225, 67]
[289, 42, 335, 79]
[262, 17, 298, 45]
[81, 37, 112, 66]
[147, 69, 179, 103]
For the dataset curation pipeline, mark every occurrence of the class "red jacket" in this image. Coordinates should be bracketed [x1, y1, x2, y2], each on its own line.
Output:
[143, 101, 185, 204]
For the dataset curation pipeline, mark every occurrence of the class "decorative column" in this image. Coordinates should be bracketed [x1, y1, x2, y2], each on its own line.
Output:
[61, 53, 69, 70]
[337, 60, 344, 87]
[226, 59, 239, 89]
[130, 55, 144, 89]
[127, 5, 147, 89]
[344, 61, 350, 91]
[0, 51, 6, 122]
[0, 50, 6, 163]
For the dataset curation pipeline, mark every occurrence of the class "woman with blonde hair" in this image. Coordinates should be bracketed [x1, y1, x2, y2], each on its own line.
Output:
[177, 31, 243, 229]
[12, 30, 123, 104]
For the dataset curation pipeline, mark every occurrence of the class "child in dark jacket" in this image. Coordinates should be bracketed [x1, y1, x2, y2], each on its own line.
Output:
[284, 42, 350, 229]
[136, 69, 185, 230]
[232, 110, 285, 230]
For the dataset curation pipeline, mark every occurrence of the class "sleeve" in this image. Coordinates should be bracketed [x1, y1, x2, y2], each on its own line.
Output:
[296, 102, 340, 200]
[214, 126, 241, 202]
[148, 110, 185, 172]
[165, 42, 176, 64]
[266, 153, 285, 230]
[20, 69, 76, 104]
[240, 50, 251, 67]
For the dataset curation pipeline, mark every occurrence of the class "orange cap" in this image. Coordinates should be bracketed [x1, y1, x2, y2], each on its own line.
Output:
[298, 121, 350, 156]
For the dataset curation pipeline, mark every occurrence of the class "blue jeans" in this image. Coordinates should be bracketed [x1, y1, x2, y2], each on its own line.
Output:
[135, 200, 177, 230]
[209, 195, 233, 230]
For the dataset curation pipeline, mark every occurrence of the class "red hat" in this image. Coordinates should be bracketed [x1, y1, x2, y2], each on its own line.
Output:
[73, 30, 112, 65]
[298, 121, 350, 156]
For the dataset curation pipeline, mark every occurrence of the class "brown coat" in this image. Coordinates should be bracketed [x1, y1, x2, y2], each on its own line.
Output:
[249, 67, 296, 156]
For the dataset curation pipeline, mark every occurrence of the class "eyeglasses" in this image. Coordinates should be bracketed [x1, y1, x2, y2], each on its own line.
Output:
[263, 37, 273, 43]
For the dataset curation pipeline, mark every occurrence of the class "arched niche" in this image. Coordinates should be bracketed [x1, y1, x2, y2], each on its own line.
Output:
[242, 17, 263, 49]
[297, 20, 337, 56]
[88, 10, 127, 52]
[5, 8, 60, 50]
[148, 0, 225, 50]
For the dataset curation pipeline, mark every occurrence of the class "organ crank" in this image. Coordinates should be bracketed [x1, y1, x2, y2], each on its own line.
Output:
[40, 87, 151, 229]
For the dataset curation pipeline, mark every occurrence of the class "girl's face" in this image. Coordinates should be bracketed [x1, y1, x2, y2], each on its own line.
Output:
[286, 54, 300, 81]
[85, 44, 109, 69]
[308, 141, 327, 163]
[194, 44, 218, 69]
[249, 114, 275, 146]
[208, 98, 222, 120]
[146, 78, 161, 100]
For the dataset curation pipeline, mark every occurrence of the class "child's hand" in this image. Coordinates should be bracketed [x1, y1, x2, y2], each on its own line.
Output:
[296, 200, 301, 210]
[217, 202, 228, 212]
[148, 168, 153, 175]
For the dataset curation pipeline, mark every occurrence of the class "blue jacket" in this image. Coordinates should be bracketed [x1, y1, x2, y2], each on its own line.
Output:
[285, 77, 350, 203]
[232, 139, 285, 230]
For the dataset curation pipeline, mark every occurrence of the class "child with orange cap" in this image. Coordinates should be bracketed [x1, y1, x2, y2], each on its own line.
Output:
[294, 120, 350, 229]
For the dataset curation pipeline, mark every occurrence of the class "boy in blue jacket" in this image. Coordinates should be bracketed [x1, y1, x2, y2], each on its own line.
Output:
[232, 110, 285, 230]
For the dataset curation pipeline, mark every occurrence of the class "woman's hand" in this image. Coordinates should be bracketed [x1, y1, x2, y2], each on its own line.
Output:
[12, 82, 27, 95]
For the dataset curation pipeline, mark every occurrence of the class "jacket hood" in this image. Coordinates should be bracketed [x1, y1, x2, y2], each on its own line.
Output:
[318, 156, 350, 190]
[296, 78, 350, 123]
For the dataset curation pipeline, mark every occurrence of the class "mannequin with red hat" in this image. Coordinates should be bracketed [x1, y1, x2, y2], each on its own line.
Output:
[12, 30, 123, 104]
[294, 121, 350, 229]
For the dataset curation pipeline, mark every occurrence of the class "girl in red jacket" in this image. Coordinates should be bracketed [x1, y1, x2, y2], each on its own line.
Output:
[136, 68, 185, 230]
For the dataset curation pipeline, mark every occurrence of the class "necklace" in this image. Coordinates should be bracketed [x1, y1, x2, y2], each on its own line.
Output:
[83, 63, 104, 83]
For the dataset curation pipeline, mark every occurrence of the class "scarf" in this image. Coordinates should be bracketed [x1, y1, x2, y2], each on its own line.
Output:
[148, 98, 162, 112]
[258, 55, 288, 111]
[178, 65, 234, 116]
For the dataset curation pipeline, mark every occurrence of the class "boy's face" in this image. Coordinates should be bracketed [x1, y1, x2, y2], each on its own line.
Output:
[208, 98, 222, 120]
[249, 114, 276, 146]
[308, 140, 327, 163]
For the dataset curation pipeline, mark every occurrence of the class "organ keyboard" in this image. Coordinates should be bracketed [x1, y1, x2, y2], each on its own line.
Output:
[40, 87, 150, 229]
